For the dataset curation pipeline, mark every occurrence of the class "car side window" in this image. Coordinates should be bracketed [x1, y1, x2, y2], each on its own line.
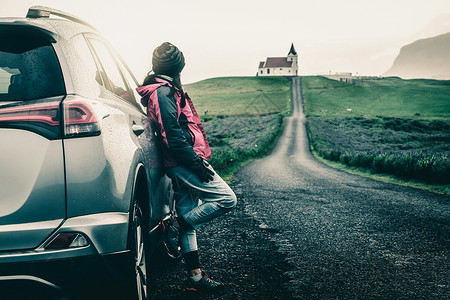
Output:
[87, 38, 132, 103]
[118, 61, 146, 113]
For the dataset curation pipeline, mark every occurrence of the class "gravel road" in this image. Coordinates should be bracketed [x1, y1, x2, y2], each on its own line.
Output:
[149, 77, 450, 300]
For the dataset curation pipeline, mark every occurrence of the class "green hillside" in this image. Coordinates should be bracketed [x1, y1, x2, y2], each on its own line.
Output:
[184, 76, 291, 116]
[302, 76, 450, 119]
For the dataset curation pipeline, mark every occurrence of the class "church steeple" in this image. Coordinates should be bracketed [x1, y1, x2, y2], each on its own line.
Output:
[288, 43, 297, 56]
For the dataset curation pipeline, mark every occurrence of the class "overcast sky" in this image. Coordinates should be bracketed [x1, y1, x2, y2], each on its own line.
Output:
[1, 0, 450, 83]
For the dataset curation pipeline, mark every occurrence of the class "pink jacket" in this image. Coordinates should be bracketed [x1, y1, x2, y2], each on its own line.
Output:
[136, 77, 211, 168]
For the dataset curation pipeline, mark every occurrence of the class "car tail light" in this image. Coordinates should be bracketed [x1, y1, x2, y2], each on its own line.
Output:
[45, 233, 89, 249]
[0, 96, 101, 139]
[63, 99, 100, 138]
[0, 102, 59, 125]
[0, 100, 61, 139]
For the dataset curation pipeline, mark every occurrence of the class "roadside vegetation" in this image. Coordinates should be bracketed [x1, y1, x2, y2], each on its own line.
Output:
[185, 77, 291, 178]
[302, 76, 450, 192]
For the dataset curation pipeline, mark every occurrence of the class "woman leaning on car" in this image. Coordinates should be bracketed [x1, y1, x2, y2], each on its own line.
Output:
[136, 42, 237, 292]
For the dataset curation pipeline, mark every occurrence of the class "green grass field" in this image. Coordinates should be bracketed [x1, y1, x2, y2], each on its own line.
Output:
[302, 76, 450, 119]
[185, 76, 291, 116]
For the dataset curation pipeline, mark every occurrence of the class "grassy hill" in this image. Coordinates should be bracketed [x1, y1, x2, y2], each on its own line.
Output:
[184, 76, 291, 116]
[302, 76, 450, 119]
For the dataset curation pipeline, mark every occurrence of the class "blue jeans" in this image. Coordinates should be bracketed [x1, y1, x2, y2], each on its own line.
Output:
[166, 165, 237, 254]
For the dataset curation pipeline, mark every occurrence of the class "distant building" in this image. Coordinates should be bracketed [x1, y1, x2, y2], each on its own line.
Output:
[319, 72, 353, 83]
[257, 44, 298, 77]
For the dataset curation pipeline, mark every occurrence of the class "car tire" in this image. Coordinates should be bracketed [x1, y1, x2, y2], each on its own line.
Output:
[127, 202, 149, 300]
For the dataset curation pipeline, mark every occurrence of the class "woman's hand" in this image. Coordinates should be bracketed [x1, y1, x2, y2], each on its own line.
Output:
[191, 159, 215, 182]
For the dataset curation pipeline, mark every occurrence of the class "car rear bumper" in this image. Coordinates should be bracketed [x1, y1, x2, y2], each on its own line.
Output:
[0, 212, 133, 297]
[0, 212, 130, 264]
[0, 250, 133, 298]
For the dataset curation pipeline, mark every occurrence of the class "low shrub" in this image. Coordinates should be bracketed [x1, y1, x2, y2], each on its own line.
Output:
[306, 116, 450, 184]
[204, 114, 283, 176]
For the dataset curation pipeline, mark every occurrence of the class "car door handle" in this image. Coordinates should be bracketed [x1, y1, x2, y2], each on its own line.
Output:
[132, 124, 145, 136]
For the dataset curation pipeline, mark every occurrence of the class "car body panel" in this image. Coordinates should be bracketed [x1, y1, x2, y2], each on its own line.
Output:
[0, 212, 129, 265]
[64, 98, 140, 217]
[140, 116, 174, 227]
[0, 128, 65, 251]
[0, 219, 63, 252]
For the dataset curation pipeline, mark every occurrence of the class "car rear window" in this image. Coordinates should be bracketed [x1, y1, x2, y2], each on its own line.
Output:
[0, 25, 65, 101]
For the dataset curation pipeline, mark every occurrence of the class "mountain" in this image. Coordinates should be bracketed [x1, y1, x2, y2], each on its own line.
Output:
[410, 13, 450, 43]
[383, 32, 450, 80]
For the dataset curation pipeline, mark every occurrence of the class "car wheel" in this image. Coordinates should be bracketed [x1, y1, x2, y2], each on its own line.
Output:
[128, 203, 149, 300]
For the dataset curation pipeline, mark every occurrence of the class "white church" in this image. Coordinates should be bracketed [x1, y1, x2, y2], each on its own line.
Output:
[257, 44, 298, 77]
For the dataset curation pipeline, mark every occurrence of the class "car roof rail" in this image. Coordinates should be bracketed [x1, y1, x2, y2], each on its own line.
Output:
[26, 5, 98, 32]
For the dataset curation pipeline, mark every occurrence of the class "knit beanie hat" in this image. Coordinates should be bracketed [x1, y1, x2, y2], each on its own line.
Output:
[152, 42, 185, 77]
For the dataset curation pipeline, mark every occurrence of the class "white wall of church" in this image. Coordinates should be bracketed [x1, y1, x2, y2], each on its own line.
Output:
[257, 67, 296, 76]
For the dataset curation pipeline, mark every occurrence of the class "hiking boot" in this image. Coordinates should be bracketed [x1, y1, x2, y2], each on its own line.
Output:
[184, 272, 224, 292]
[161, 219, 181, 258]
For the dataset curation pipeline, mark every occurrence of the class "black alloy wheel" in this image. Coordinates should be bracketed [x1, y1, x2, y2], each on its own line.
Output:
[129, 203, 149, 300]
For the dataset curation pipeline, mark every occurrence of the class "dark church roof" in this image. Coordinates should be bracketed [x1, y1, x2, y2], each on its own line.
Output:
[263, 57, 293, 68]
[288, 43, 297, 55]
[258, 44, 297, 69]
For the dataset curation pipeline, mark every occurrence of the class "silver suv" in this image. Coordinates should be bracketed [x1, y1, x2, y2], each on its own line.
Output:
[0, 6, 173, 299]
